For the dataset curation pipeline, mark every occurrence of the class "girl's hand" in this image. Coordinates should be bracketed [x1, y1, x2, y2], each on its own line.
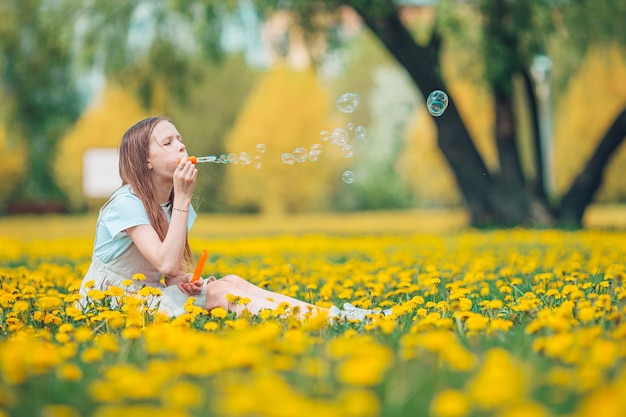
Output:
[173, 157, 198, 202]
[178, 278, 203, 296]
[177, 275, 216, 296]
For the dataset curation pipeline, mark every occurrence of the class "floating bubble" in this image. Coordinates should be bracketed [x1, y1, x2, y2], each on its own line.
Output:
[336, 93, 360, 113]
[342, 170, 356, 184]
[427, 90, 449, 117]
[228, 152, 239, 165]
[310, 143, 323, 156]
[256, 144, 267, 154]
[219, 154, 229, 164]
[319, 130, 331, 142]
[254, 155, 263, 169]
[281, 153, 296, 165]
[347, 122, 355, 131]
[239, 152, 251, 165]
[354, 125, 367, 139]
[331, 128, 349, 146]
[293, 147, 308, 163]
[308, 151, 320, 162]
[341, 144, 355, 158]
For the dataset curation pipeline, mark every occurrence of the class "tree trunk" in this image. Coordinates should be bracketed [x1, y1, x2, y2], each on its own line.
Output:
[351, 1, 498, 226]
[520, 69, 547, 203]
[491, 92, 531, 224]
[559, 108, 626, 226]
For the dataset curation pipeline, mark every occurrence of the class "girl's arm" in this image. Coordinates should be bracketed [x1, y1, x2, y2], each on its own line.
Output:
[127, 159, 198, 279]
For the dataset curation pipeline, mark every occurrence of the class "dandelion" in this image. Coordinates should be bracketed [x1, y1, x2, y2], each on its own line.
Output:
[56, 363, 83, 381]
[162, 380, 202, 408]
[430, 389, 471, 417]
[211, 307, 228, 318]
[203, 322, 219, 331]
[35, 296, 63, 311]
[225, 294, 241, 304]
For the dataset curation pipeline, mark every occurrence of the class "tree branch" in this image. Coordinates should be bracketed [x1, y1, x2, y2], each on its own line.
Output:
[559, 107, 626, 225]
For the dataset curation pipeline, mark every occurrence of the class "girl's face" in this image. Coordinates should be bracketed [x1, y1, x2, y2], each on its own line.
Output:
[147, 120, 188, 177]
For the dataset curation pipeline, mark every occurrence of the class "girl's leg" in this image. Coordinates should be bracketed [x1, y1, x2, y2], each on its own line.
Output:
[203, 274, 326, 317]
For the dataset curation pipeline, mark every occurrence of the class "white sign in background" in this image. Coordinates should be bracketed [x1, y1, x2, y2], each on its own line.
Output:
[83, 148, 121, 198]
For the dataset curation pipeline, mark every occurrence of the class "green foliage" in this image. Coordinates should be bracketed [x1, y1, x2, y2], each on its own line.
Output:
[0, 125, 26, 213]
[0, 1, 82, 202]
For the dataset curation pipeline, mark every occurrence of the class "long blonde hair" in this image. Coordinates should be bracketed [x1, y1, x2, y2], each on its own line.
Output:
[118, 116, 193, 270]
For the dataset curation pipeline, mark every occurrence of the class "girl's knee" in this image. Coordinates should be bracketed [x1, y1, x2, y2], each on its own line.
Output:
[220, 274, 249, 287]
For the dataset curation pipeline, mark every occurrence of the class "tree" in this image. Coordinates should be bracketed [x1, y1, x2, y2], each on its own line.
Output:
[0, 1, 82, 208]
[5, 0, 625, 226]
[251, 0, 626, 227]
[223, 65, 343, 215]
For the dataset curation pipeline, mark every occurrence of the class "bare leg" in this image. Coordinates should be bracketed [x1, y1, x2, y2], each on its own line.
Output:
[204, 274, 327, 317]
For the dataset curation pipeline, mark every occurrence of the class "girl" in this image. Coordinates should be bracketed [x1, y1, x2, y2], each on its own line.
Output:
[78, 116, 389, 321]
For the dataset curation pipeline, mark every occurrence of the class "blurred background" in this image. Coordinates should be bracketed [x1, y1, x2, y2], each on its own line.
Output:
[0, 0, 625, 228]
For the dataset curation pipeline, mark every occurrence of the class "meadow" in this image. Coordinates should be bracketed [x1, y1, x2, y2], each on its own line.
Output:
[0, 208, 625, 417]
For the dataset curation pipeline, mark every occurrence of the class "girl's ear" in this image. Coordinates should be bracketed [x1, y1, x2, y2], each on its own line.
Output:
[147, 160, 153, 170]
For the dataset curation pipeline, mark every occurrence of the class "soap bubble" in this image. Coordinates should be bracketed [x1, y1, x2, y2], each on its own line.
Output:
[319, 130, 331, 142]
[293, 147, 308, 163]
[342, 170, 356, 184]
[347, 122, 354, 131]
[336, 93, 360, 113]
[341, 144, 355, 158]
[331, 128, 349, 146]
[219, 154, 229, 164]
[281, 153, 296, 165]
[310, 143, 323, 155]
[354, 126, 367, 140]
[256, 144, 266, 154]
[427, 90, 449, 117]
[308, 151, 320, 162]
[228, 153, 239, 165]
[239, 152, 251, 165]
[254, 156, 263, 169]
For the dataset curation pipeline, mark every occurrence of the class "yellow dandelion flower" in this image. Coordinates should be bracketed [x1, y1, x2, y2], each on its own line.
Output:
[56, 363, 83, 381]
[80, 347, 103, 363]
[337, 388, 380, 417]
[225, 294, 241, 304]
[86, 289, 105, 302]
[499, 402, 549, 417]
[162, 380, 202, 408]
[39, 404, 80, 417]
[203, 322, 219, 331]
[258, 309, 273, 320]
[211, 307, 228, 318]
[137, 287, 162, 297]
[578, 306, 596, 323]
[121, 279, 133, 287]
[132, 273, 146, 281]
[430, 389, 471, 417]
[104, 286, 124, 297]
[35, 296, 63, 311]
[121, 327, 142, 340]
[12, 300, 29, 314]
[488, 318, 513, 335]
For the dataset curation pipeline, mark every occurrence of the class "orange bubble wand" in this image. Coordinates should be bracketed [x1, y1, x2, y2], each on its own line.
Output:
[192, 249, 208, 281]
[179, 156, 226, 164]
